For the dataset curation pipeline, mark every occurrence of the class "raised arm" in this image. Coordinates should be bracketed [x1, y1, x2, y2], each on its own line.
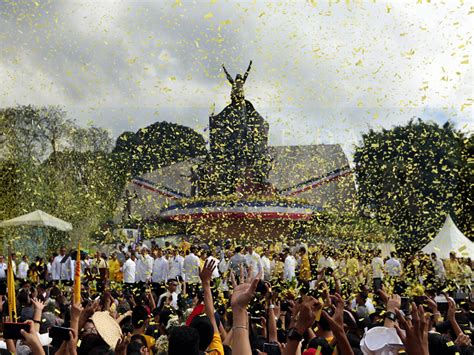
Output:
[222, 64, 234, 84]
[446, 296, 463, 337]
[322, 294, 354, 355]
[231, 271, 261, 355]
[31, 298, 45, 333]
[243, 60, 252, 82]
[199, 259, 219, 333]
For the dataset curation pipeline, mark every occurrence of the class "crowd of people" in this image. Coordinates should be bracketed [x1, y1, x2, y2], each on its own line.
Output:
[0, 239, 472, 355]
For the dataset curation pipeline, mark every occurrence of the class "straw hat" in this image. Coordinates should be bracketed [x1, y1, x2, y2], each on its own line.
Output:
[91, 311, 123, 349]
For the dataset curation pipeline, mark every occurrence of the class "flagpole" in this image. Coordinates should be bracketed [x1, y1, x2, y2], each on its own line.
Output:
[73, 241, 81, 305]
[7, 244, 17, 322]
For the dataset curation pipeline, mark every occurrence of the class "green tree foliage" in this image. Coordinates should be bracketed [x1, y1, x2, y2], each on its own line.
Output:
[0, 105, 119, 250]
[112, 121, 207, 179]
[1, 106, 208, 250]
[354, 119, 472, 251]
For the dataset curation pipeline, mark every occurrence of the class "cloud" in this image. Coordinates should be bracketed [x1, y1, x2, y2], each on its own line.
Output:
[0, 0, 472, 159]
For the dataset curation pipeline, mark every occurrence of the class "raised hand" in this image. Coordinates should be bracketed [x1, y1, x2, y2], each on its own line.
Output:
[199, 259, 216, 284]
[424, 297, 438, 313]
[444, 294, 462, 336]
[71, 302, 83, 321]
[322, 293, 354, 355]
[31, 298, 45, 312]
[231, 272, 261, 311]
[322, 293, 345, 334]
[395, 303, 429, 355]
[115, 333, 131, 355]
[446, 295, 457, 321]
[293, 296, 322, 334]
[20, 321, 45, 355]
[386, 294, 401, 312]
[79, 299, 100, 330]
[455, 333, 472, 347]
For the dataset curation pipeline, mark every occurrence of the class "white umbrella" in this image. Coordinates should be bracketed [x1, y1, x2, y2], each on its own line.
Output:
[0, 210, 73, 232]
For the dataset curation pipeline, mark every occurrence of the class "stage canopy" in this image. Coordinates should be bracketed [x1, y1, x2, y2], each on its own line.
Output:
[0, 210, 73, 232]
[422, 215, 473, 259]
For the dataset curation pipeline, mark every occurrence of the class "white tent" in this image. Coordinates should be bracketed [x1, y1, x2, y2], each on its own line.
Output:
[422, 215, 473, 259]
[0, 210, 72, 232]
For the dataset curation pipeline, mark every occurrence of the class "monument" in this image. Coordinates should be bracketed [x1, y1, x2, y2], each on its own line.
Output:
[198, 61, 273, 197]
[119, 63, 356, 241]
[158, 62, 317, 239]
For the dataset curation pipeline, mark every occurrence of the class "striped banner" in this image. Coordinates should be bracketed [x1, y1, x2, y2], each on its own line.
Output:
[131, 176, 187, 199]
[280, 166, 352, 196]
[160, 200, 320, 221]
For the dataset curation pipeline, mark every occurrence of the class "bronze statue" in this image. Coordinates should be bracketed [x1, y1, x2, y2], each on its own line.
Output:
[200, 61, 271, 196]
[222, 60, 252, 104]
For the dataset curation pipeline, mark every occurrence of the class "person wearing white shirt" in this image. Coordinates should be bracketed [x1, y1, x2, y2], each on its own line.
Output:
[52, 254, 61, 281]
[168, 249, 184, 281]
[53, 247, 72, 283]
[317, 255, 327, 273]
[9, 254, 17, 278]
[283, 248, 297, 281]
[123, 253, 136, 287]
[385, 254, 402, 277]
[156, 279, 180, 310]
[218, 251, 232, 275]
[351, 288, 376, 318]
[326, 255, 337, 271]
[206, 252, 220, 279]
[371, 250, 384, 291]
[245, 246, 263, 279]
[46, 257, 53, 282]
[0, 255, 7, 281]
[261, 250, 272, 281]
[17, 256, 29, 280]
[431, 253, 446, 283]
[182, 246, 201, 296]
[152, 249, 169, 297]
[229, 247, 247, 277]
[136, 248, 154, 284]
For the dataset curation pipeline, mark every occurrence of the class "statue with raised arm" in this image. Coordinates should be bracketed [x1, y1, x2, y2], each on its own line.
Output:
[222, 60, 252, 104]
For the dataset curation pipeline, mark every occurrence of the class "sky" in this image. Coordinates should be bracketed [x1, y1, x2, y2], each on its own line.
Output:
[0, 0, 472, 159]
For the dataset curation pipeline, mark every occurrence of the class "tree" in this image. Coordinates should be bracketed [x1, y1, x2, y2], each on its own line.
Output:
[42, 149, 121, 244]
[37, 106, 74, 156]
[69, 126, 113, 153]
[1, 105, 45, 162]
[112, 121, 207, 179]
[1, 105, 74, 161]
[0, 105, 123, 252]
[354, 119, 472, 251]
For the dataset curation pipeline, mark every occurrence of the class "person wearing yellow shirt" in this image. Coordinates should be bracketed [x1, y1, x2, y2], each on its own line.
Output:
[346, 252, 360, 287]
[460, 258, 472, 289]
[108, 253, 120, 283]
[444, 252, 462, 281]
[132, 305, 156, 352]
[298, 247, 312, 287]
[180, 240, 191, 254]
[91, 252, 108, 292]
[273, 253, 284, 279]
[199, 252, 206, 269]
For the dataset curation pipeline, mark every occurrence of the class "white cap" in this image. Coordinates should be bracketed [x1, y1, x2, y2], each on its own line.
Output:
[360, 326, 404, 355]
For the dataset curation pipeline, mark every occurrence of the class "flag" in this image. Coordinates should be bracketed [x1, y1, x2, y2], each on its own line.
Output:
[73, 242, 81, 304]
[7, 249, 16, 321]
